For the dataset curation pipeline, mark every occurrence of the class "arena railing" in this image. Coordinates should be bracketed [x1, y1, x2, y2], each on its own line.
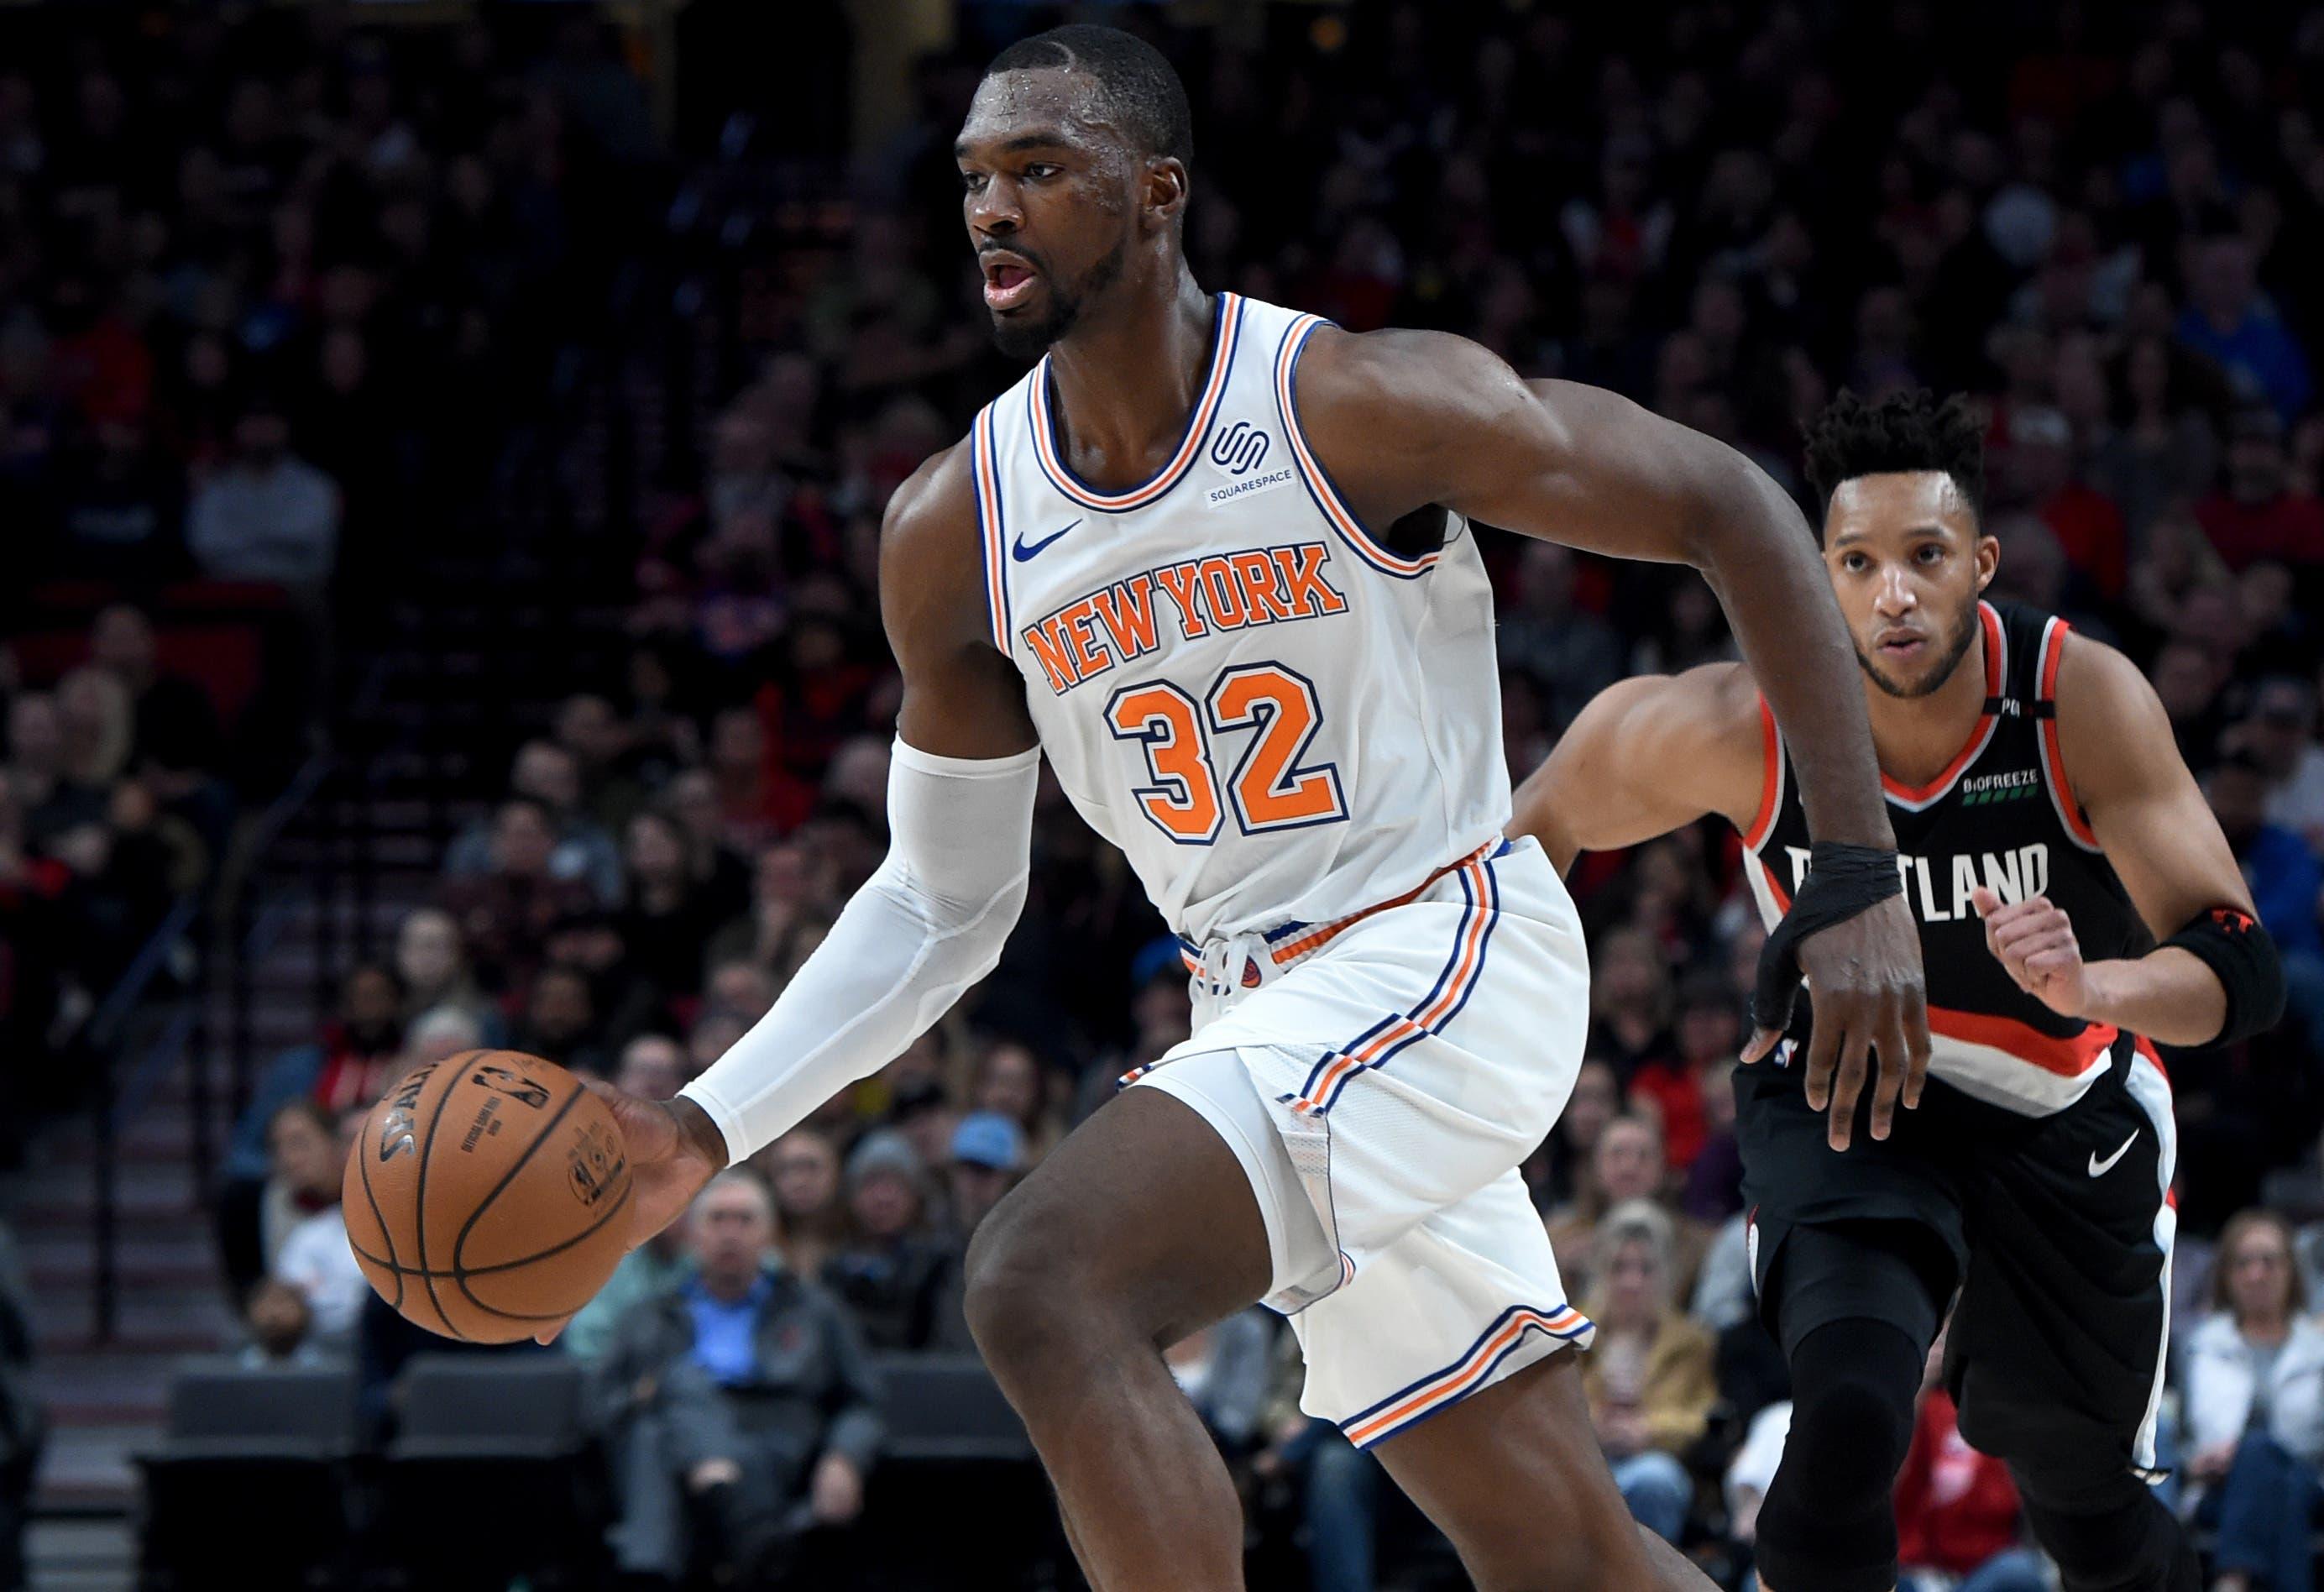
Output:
[76, 752, 330, 1344]
[77, 652, 390, 1344]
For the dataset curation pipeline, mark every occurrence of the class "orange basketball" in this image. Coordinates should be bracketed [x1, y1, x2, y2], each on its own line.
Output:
[342, 1050, 633, 1344]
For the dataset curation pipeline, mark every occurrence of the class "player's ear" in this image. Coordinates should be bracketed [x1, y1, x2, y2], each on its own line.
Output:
[1144, 156, 1189, 233]
[1973, 532, 1998, 594]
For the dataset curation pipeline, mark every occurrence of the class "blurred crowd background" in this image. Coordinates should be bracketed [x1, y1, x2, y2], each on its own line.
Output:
[4, 0, 2324, 1587]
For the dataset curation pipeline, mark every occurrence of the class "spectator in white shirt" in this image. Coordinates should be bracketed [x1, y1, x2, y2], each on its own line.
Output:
[265, 1102, 369, 1344]
[2178, 1209, 2324, 1592]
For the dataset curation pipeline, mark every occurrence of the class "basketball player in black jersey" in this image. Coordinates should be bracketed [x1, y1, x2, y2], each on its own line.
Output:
[1512, 390, 2285, 1592]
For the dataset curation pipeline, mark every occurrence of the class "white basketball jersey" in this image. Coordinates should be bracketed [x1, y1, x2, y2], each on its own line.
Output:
[970, 293, 1510, 943]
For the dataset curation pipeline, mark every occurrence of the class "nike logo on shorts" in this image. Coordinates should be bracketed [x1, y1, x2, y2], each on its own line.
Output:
[2088, 1131, 2138, 1177]
[1013, 519, 1081, 561]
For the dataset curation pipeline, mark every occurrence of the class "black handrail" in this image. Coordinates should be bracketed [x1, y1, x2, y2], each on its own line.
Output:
[81, 751, 332, 1343]
[78, 872, 203, 1348]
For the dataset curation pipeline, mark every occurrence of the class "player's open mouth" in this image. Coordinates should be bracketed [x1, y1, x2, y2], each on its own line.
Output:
[1876, 631, 1927, 658]
[982, 253, 1040, 311]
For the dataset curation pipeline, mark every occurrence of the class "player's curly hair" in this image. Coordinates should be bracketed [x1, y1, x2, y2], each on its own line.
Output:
[1801, 388, 1986, 521]
[987, 24, 1194, 172]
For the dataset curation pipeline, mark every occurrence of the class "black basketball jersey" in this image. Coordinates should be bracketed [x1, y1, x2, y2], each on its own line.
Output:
[1738, 600, 2154, 1118]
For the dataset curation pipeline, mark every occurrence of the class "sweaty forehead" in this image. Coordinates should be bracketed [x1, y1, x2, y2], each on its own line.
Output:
[959, 66, 1121, 156]
[1824, 471, 1976, 544]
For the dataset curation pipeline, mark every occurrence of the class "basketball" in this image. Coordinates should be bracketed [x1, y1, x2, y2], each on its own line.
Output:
[341, 1050, 633, 1344]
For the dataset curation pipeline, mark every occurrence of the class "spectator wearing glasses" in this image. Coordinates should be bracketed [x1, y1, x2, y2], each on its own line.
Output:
[592, 1170, 881, 1587]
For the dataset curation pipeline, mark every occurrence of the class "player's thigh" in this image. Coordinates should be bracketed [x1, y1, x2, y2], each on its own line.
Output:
[1371, 1354, 1648, 1589]
[1953, 1068, 2175, 1474]
[1737, 1060, 1967, 1352]
[968, 1057, 1290, 1346]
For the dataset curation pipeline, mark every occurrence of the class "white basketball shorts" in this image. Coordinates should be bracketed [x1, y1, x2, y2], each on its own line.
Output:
[1127, 835, 1595, 1449]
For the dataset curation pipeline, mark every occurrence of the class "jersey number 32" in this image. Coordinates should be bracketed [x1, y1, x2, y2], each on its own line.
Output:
[1105, 664, 1348, 844]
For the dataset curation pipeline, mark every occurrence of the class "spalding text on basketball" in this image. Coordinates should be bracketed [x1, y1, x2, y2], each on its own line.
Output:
[374, 1064, 437, 1161]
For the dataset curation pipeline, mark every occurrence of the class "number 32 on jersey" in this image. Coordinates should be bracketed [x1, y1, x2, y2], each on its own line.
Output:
[1105, 664, 1348, 843]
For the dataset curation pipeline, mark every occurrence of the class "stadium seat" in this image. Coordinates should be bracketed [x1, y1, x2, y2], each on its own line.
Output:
[137, 1359, 361, 1587]
[386, 1353, 589, 1461]
[857, 1354, 1062, 1588]
[156, 1358, 360, 1458]
[866, 1352, 1034, 1464]
[374, 1355, 606, 1587]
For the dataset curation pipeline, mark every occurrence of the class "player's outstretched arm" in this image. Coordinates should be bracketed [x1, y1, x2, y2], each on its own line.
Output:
[1508, 666, 1763, 874]
[542, 444, 1039, 1333]
[1970, 633, 2280, 1049]
[1292, 329, 1926, 1149]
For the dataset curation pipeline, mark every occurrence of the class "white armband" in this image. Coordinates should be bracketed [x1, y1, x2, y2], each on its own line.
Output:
[678, 738, 1037, 1163]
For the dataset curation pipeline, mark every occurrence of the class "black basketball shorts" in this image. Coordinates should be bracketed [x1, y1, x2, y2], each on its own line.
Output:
[1735, 1045, 2177, 1475]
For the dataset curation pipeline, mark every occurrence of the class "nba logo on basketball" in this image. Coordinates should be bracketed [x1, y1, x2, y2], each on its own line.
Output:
[470, 1062, 552, 1110]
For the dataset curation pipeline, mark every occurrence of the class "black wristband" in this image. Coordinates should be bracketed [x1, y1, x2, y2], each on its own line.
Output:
[2161, 906, 2285, 1049]
[1751, 841, 1905, 1033]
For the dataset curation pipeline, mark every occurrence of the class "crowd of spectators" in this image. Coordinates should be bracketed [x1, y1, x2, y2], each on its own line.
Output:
[0, 3, 691, 606]
[0, 600, 237, 1174]
[2, 0, 2322, 1585]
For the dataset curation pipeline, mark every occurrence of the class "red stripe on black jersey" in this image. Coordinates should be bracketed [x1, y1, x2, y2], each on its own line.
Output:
[1928, 1003, 2118, 1079]
[2037, 617, 2102, 850]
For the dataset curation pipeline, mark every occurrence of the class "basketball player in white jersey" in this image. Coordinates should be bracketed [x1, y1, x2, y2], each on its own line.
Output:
[543, 26, 1933, 1589]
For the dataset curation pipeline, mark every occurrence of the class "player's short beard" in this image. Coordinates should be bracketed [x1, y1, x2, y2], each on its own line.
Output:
[1855, 599, 1981, 699]
[991, 233, 1128, 361]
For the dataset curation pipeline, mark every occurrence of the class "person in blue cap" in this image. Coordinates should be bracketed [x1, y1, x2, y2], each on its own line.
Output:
[950, 1110, 1030, 1242]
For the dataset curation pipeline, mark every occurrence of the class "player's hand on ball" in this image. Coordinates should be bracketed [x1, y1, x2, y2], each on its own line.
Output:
[1971, 888, 2086, 1018]
[1746, 893, 1930, 1152]
[531, 1081, 726, 1344]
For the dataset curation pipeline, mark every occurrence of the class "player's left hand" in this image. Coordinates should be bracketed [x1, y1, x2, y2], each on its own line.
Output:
[1970, 887, 2086, 1018]
[1745, 893, 1930, 1151]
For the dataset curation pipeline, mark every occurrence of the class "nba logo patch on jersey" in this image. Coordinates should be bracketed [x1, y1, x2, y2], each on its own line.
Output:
[1206, 420, 1297, 508]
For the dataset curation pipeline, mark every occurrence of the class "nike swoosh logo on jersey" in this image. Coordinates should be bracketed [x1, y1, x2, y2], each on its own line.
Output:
[2088, 1131, 2138, 1177]
[1013, 520, 1081, 562]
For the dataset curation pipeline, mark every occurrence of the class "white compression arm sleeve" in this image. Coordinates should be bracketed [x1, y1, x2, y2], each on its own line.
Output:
[678, 738, 1038, 1163]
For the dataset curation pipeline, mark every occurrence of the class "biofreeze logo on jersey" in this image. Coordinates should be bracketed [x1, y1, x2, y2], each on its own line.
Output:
[1019, 541, 1350, 694]
[1782, 843, 2049, 924]
[1959, 768, 2039, 805]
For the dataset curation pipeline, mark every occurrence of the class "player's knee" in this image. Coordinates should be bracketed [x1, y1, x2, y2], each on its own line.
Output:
[961, 1187, 1120, 1381]
[960, 1202, 1061, 1374]
[1779, 1345, 1918, 1496]
[1756, 1319, 1923, 1590]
